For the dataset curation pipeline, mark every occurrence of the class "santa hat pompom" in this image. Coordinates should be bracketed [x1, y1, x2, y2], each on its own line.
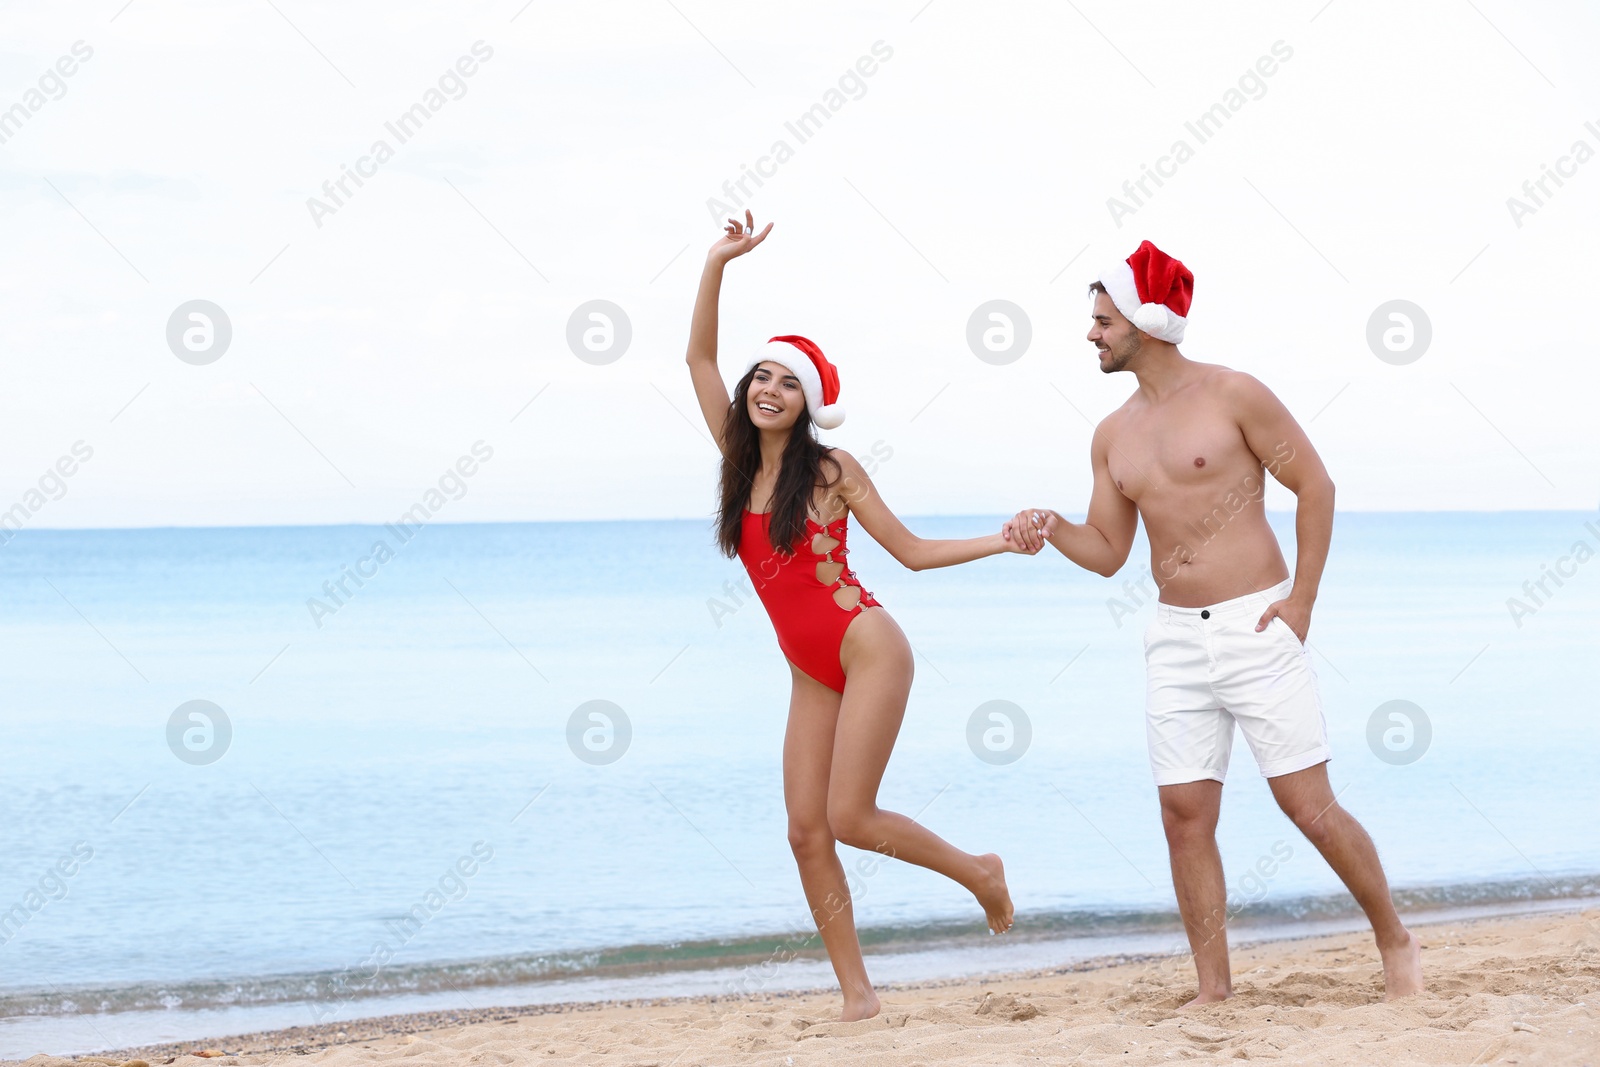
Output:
[811, 403, 845, 430]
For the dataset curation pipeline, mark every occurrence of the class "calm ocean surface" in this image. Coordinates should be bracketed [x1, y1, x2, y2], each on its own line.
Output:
[0, 512, 1596, 1054]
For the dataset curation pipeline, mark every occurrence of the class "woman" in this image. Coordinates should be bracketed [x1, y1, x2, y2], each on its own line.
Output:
[685, 210, 1028, 1021]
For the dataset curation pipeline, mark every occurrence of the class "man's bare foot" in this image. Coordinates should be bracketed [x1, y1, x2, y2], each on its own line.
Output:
[840, 991, 881, 1021]
[1178, 987, 1232, 1010]
[1380, 929, 1424, 1000]
[973, 853, 1015, 934]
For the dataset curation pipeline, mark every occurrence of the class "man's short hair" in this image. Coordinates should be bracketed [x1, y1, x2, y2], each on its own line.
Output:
[1087, 280, 1107, 297]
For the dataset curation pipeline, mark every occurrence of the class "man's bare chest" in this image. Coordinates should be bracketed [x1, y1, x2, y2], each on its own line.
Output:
[1105, 408, 1257, 505]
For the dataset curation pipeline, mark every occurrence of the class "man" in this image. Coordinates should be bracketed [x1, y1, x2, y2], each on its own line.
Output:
[1005, 240, 1422, 1004]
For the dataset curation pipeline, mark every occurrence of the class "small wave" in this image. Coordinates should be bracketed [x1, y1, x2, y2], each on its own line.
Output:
[4, 871, 1595, 1018]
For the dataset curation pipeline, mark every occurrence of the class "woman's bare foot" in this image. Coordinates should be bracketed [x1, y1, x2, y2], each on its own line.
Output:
[973, 853, 1015, 934]
[1380, 929, 1424, 999]
[840, 990, 881, 1021]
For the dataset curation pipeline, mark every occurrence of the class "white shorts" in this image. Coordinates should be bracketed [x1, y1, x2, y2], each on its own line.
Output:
[1143, 578, 1331, 787]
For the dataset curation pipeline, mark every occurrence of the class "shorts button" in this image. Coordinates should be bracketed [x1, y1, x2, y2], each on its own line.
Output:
[1200, 609, 1210, 619]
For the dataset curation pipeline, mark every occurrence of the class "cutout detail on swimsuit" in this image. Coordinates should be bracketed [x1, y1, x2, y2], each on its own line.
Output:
[811, 530, 845, 587]
[804, 521, 872, 612]
[810, 531, 841, 555]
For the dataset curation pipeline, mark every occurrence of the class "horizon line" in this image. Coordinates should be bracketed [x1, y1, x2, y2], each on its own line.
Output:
[3, 507, 1596, 537]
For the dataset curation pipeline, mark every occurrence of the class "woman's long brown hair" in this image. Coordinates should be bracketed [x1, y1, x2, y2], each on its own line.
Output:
[715, 363, 841, 558]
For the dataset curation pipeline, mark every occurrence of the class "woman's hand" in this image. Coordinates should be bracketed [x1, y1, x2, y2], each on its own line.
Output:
[708, 208, 773, 264]
[1001, 508, 1057, 554]
[998, 527, 1037, 554]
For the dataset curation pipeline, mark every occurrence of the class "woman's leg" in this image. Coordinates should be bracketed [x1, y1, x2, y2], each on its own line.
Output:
[782, 663, 880, 1020]
[829, 609, 1015, 933]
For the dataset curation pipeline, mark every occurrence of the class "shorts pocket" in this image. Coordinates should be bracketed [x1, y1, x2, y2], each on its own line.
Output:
[1269, 615, 1305, 648]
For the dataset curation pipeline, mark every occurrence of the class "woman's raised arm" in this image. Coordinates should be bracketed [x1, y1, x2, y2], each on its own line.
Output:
[685, 209, 773, 452]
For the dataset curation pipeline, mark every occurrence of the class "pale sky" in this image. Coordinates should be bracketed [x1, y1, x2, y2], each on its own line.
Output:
[2, 0, 1597, 529]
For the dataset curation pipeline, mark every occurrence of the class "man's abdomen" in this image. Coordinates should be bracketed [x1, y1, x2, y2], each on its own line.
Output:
[1143, 503, 1290, 607]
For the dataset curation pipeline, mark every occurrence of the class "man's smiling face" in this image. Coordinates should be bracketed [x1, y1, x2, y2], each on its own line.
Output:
[1088, 290, 1143, 374]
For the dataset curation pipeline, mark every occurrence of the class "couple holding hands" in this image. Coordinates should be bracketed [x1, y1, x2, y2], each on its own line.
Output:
[683, 211, 1422, 1020]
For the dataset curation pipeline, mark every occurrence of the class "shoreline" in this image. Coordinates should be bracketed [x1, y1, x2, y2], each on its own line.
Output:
[11, 873, 1596, 1026]
[24, 903, 1599, 1066]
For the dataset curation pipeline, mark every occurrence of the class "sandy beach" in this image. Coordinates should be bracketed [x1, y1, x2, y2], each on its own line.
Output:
[19, 906, 1597, 1067]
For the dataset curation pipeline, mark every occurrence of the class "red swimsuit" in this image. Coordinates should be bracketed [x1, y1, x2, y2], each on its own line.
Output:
[736, 508, 882, 693]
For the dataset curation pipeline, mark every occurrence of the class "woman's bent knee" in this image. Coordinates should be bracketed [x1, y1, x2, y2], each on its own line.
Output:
[826, 806, 880, 852]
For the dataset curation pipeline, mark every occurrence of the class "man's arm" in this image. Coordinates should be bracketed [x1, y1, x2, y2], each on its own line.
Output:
[1005, 427, 1138, 577]
[1224, 371, 1335, 638]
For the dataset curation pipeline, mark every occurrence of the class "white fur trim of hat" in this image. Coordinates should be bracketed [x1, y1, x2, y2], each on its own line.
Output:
[744, 338, 845, 429]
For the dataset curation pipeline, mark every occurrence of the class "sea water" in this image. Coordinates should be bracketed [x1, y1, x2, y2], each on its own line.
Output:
[0, 512, 1596, 1054]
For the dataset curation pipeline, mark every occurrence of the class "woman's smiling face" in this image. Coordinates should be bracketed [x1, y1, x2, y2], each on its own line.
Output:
[747, 361, 804, 431]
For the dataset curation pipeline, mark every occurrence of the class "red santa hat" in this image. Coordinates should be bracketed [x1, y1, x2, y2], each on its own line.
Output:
[1095, 240, 1193, 344]
[745, 335, 845, 429]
